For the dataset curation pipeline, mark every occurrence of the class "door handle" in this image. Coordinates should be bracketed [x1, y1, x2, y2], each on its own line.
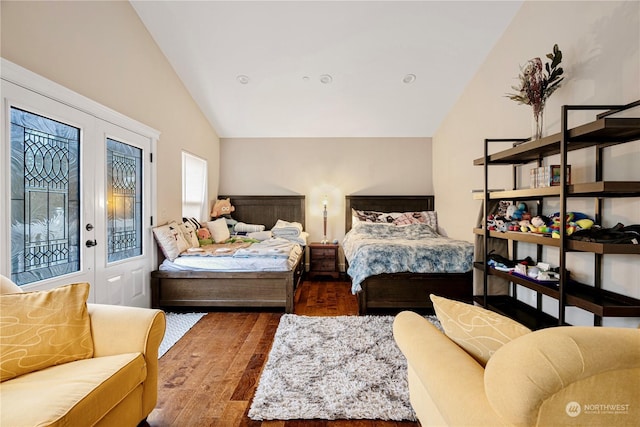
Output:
[86, 239, 97, 248]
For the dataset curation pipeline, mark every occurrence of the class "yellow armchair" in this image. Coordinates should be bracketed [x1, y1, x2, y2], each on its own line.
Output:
[0, 276, 166, 427]
[394, 310, 640, 426]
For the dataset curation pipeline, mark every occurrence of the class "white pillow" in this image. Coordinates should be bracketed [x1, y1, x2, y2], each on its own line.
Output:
[153, 221, 190, 261]
[207, 218, 230, 243]
[178, 221, 199, 248]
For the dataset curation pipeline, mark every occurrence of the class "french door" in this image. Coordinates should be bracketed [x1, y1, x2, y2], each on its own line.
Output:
[1, 69, 156, 307]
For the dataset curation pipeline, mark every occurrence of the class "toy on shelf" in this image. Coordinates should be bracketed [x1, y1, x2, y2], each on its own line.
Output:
[486, 205, 595, 236]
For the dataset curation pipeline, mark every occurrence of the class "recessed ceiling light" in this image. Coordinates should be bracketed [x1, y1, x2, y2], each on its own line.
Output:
[319, 74, 333, 84]
[402, 74, 416, 84]
[302, 76, 310, 81]
[236, 75, 250, 84]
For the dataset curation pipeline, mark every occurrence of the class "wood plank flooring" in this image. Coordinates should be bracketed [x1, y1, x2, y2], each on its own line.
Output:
[145, 280, 419, 427]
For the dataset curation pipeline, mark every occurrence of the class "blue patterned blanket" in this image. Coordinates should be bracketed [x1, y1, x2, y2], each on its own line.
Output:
[343, 223, 474, 294]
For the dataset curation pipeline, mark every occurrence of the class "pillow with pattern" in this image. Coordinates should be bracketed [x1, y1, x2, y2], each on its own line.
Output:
[153, 221, 190, 261]
[430, 294, 531, 366]
[178, 220, 200, 248]
[352, 209, 438, 231]
[0, 283, 93, 381]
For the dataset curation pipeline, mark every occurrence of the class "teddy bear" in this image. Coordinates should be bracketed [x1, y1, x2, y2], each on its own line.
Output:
[210, 198, 235, 218]
[196, 227, 213, 246]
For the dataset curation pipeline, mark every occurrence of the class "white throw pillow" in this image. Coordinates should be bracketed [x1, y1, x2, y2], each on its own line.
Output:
[178, 220, 199, 248]
[153, 221, 190, 261]
[207, 218, 230, 243]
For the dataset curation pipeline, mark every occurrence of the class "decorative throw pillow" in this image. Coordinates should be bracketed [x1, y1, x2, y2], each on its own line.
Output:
[153, 221, 190, 261]
[207, 218, 230, 243]
[430, 294, 531, 366]
[0, 283, 94, 382]
[178, 220, 200, 248]
[352, 209, 438, 231]
[182, 217, 202, 230]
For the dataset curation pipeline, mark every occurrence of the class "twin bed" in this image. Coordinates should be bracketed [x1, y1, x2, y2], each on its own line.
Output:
[151, 196, 306, 313]
[151, 195, 474, 314]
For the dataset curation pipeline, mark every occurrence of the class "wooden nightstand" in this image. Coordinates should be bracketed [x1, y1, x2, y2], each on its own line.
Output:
[308, 242, 340, 279]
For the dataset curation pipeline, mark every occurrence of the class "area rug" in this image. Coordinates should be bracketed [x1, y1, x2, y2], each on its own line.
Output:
[249, 314, 441, 421]
[158, 312, 206, 358]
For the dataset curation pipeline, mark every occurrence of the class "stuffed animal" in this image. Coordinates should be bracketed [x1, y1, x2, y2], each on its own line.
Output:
[505, 202, 530, 221]
[197, 228, 211, 240]
[211, 198, 235, 218]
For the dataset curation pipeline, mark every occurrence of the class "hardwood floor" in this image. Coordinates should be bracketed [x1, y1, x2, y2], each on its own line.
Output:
[145, 279, 419, 427]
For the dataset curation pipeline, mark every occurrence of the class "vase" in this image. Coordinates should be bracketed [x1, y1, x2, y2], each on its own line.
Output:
[531, 104, 545, 140]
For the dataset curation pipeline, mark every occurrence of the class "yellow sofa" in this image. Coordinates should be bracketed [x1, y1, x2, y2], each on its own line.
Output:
[0, 276, 166, 427]
[394, 307, 640, 426]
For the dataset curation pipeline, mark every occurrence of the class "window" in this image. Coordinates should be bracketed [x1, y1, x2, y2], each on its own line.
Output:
[181, 151, 208, 220]
[106, 138, 143, 263]
[10, 107, 81, 285]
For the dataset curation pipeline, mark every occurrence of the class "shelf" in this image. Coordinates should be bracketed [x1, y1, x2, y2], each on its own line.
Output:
[565, 282, 640, 317]
[474, 101, 639, 325]
[473, 228, 640, 254]
[474, 118, 640, 165]
[473, 295, 560, 330]
[474, 228, 559, 246]
[473, 262, 560, 299]
[472, 181, 640, 200]
[474, 263, 640, 318]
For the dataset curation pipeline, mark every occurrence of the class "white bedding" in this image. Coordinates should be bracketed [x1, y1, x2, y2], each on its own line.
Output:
[159, 238, 303, 272]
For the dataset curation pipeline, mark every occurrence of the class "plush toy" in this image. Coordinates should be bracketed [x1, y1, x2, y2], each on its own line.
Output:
[549, 212, 595, 238]
[505, 202, 530, 221]
[197, 228, 211, 240]
[195, 228, 213, 246]
[211, 198, 235, 218]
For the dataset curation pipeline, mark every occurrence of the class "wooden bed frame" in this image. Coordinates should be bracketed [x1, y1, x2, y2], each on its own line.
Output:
[345, 195, 473, 314]
[151, 195, 306, 313]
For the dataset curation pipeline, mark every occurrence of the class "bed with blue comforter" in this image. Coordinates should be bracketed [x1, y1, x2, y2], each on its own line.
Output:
[344, 222, 474, 294]
[344, 195, 475, 314]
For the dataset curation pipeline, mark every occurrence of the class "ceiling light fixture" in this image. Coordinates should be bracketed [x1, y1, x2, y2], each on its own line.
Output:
[236, 75, 250, 84]
[402, 74, 416, 84]
[319, 74, 333, 84]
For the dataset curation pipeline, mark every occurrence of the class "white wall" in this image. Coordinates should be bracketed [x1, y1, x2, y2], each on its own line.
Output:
[0, 0, 220, 225]
[220, 137, 433, 242]
[434, 0, 640, 326]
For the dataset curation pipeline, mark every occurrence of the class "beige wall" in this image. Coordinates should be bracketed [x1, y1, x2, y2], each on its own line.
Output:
[0, 0, 219, 224]
[220, 137, 433, 242]
[434, 0, 639, 326]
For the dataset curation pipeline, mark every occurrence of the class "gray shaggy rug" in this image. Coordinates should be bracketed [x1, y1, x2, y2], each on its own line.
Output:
[249, 314, 440, 421]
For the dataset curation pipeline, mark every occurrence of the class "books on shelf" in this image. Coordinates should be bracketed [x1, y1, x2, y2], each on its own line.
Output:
[530, 165, 571, 188]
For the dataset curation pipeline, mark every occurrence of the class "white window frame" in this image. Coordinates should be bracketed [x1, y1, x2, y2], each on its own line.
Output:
[181, 151, 208, 221]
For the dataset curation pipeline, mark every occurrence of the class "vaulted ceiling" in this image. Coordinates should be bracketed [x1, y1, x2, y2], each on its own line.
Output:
[131, 1, 522, 138]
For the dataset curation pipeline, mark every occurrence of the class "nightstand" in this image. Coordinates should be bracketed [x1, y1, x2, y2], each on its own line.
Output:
[308, 242, 340, 279]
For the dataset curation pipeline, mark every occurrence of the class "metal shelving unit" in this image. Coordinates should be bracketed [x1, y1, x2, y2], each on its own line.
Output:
[474, 100, 640, 329]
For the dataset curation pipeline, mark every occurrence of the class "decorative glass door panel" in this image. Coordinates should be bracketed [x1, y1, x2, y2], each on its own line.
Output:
[10, 107, 81, 285]
[106, 139, 142, 263]
[3, 65, 156, 306]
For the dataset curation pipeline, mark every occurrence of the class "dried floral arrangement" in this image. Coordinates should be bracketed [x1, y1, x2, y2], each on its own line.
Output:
[508, 44, 564, 111]
[507, 44, 564, 139]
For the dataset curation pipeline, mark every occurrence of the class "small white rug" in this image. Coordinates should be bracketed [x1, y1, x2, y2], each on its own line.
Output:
[158, 312, 206, 358]
[249, 314, 441, 421]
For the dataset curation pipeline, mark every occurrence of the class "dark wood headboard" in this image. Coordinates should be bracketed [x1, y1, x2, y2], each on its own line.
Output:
[345, 195, 435, 232]
[219, 195, 305, 230]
